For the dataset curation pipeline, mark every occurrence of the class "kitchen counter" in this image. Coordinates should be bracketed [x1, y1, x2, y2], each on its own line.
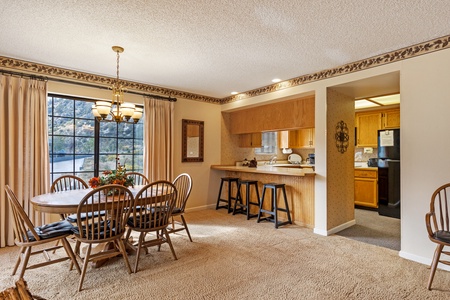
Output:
[210, 165, 315, 177]
[354, 167, 378, 170]
[210, 164, 315, 227]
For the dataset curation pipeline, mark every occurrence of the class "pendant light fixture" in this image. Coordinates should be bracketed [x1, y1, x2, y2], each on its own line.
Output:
[91, 46, 143, 123]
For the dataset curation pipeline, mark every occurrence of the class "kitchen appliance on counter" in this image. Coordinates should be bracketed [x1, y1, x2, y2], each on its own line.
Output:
[307, 153, 315, 165]
[288, 154, 302, 164]
[367, 158, 378, 167]
[377, 129, 400, 219]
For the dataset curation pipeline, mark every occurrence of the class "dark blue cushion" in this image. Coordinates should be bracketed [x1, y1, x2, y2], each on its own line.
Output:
[434, 230, 450, 243]
[66, 210, 106, 223]
[72, 221, 116, 240]
[27, 220, 75, 241]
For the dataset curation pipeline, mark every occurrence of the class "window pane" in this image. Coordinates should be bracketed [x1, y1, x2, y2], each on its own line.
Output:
[99, 154, 118, 171]
[118, 123, 134, 138]
[99, 137, 117, 153]
[134, 123, 143, 139]
[52, 155, 74, 172]
[254, 132, 277, 155]
[53, 97, 74, 117]
[100, 122, 117, 137]
[47, 96, 53, 116]
[75, 137, 95, 154]
[118, 138, 134, 154]
[133, 155, 144, 172]
[119, 154, 133, 170]
[134, 138, 143, 154]
[75, 119, 95, 136]
[52, 117, 74, 135]
[76, 172, 94, 184]
[77, 155, 94, 172]
[53, 136, 74, 154]
[75, 100, 94, 119]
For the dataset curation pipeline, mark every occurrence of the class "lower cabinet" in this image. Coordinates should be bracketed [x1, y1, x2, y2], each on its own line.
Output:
[354, 169, 378, 208]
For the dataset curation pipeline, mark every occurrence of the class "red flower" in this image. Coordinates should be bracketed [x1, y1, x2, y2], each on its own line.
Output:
[89, 177, 100, 188]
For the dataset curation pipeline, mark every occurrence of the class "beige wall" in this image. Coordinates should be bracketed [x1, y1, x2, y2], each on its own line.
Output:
[326, 88, 355, 229]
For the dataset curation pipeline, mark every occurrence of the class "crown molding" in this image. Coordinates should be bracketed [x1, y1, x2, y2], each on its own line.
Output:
[1, 34, 449, 105]
[0, 57, 222, 104]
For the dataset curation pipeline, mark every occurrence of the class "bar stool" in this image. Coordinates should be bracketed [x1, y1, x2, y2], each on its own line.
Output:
[233, 179, 260, 220]
[216, 177, 240, 213]
[257, 183, 292, 228]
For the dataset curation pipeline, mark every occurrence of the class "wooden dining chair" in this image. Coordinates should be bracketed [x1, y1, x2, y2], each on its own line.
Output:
[50, 175, 89, 220]
[72, 184, 134, 291]
[425, 182, 450, 290]
[4, 185, 81, 280]
[125, 172, 149, 186]
[168, 173, 193, 242]
[124, 181, 178, 273]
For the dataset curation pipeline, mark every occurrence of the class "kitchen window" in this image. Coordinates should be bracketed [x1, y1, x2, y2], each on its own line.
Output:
[47, 94, 144, 184]
[254, 132, 277, 155]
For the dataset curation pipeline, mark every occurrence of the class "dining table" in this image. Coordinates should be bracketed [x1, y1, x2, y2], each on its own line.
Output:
[31, 185, 145, 215]
[31, 185, 146, 268]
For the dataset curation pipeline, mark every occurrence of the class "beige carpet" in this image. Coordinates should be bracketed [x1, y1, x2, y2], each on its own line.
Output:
[0, 209, 449, 300]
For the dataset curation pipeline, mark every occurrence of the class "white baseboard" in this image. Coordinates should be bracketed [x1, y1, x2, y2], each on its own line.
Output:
[399, 250, 450, 271]
[314, 219, 356, 236]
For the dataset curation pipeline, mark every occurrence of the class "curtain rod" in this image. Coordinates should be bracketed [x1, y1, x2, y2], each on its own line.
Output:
[0, 69, 177, 102]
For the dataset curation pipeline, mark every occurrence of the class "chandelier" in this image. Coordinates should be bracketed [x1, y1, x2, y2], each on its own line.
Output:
[91, 46, 143, 123]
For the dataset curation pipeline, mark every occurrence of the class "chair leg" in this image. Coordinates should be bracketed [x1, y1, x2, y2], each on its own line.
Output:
[427, 244, 444, 290]
[163, 228, 178, 260]
[61, 238, 81, 274]
[12, 246, 25, 276]
[134, 232, 145, 273]
[117, 238, 132, 274]
[78, 244, 92, 292]
[181, 215, 193, 242]
[18, 247, 32, 279]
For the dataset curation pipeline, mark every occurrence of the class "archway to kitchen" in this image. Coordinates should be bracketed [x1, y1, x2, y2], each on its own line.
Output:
[328, 72, 401, 251]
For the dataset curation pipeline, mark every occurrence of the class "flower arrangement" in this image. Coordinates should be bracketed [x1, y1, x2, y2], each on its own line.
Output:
[88, 157, 134, 189]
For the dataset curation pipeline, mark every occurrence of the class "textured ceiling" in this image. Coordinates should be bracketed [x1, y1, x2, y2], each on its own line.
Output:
[0, 1, 449, 99]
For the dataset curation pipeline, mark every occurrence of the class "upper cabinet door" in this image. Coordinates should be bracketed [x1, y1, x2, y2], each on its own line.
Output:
[383, 109, 400, 129]
[356, 112, 382, 147]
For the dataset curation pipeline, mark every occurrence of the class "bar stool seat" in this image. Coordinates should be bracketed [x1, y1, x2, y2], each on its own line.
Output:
[257, 183, 292, 228]
[216, 177, 240, 213]
[233, 179, 260, 219]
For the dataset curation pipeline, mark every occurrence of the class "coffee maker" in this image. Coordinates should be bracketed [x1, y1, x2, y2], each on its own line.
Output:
[308, 153, 315, 164]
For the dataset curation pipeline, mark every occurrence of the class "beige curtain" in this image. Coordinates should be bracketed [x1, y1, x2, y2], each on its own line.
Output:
[0, 75, 49, 247]
[143, 97, 174, 182]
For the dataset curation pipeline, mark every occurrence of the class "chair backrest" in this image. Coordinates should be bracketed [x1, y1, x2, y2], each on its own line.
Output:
[4, 185, 40, 244]
[50, 175, 88, 192]
[172, 173, 193, 212]
[125, 172, 150, 186]
[426, 183, 450, 237]
[129, 181, 177, 231]
[75, 184, 134, 243]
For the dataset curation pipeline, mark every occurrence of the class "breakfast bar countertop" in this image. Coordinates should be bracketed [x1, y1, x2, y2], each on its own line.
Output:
[210, 165, 315, 177]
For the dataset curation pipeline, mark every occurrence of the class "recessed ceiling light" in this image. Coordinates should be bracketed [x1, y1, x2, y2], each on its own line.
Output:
[272, 78, 282, 83]
[231, 91, 238, 95]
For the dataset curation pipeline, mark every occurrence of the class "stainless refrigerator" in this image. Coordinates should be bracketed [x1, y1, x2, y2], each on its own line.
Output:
[377, 129, 400, 219]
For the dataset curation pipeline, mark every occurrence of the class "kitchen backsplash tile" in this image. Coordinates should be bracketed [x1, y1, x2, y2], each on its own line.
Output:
[355, 148, 378, 162]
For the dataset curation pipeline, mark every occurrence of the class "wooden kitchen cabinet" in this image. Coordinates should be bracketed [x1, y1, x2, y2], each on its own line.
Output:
[355, 108, 400, 147]
[297, 128, 315, 148]
[383, 108, 400, 129]
[278, 128, 315, 148]
[354, 169, 378, 208]
[356, 112, 381, 147]
[238, 133, 262, 148]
